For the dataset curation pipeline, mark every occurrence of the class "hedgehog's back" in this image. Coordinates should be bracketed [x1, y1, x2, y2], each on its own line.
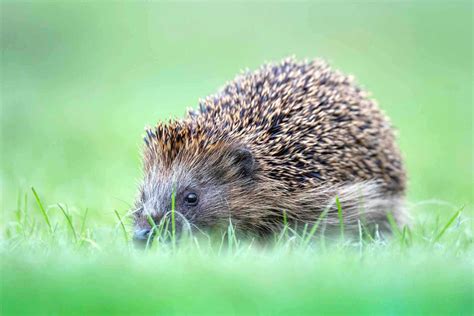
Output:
[188, 58, 406, 197]
[139, 58, 408, 236]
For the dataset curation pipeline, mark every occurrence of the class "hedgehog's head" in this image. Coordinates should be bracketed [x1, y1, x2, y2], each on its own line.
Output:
[133, 122, 259, 244]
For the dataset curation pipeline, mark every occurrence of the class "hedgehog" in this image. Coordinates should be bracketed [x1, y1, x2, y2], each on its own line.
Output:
[132, 57, 406, 242]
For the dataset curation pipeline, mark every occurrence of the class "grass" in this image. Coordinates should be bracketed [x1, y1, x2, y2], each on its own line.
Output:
[1, 188, 473, 315]
[1, 1, 473, 315]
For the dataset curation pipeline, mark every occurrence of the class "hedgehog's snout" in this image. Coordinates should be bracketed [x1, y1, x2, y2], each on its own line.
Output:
[134, 228, 151, 241]
[133, 228, 152, 247]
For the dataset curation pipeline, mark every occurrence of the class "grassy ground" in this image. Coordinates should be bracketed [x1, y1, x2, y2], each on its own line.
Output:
[1, 189, 473, 315]
[1, 1, 473, 315]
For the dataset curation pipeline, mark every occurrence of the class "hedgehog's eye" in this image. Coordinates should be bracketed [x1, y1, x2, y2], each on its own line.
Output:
[184, 192, 199, 206]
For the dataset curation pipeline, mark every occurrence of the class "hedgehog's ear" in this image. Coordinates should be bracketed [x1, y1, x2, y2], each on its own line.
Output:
[229, 147, 256, 178]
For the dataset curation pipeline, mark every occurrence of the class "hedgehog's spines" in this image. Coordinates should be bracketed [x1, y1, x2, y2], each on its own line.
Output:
[140, 57, 406, 233]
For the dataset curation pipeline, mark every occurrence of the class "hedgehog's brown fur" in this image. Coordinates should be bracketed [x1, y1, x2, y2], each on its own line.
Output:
[135, 57, 406, 237]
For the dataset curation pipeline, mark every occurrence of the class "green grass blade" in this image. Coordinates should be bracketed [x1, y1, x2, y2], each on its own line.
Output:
[16, 190, 22, 223]
[80, 208, 89, 238]
[335, 196, 344, 240]
[301, 223, 309, 241]
[114, 210, 129, 245]
[433, 208, 463, 243]
[58, 203, 78, 243]
[146, 214, 158, 250]
[171, 188, 176, 250]
[24, 191, 28, 223]
[275, 210, 290, 246]
[227, 219, 233, 253]
[359, 219, 376, 243]
[31, 187, 53, 234]
[146, 213, 156, 229]
[303, 206, 330, 248]
[386, 211, 401, 240]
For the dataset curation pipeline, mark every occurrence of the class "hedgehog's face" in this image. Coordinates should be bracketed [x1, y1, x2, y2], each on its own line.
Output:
[133, 142, 257, 244]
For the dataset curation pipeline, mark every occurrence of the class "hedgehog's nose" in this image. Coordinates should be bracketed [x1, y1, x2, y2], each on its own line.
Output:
[133, 228, 151, 247]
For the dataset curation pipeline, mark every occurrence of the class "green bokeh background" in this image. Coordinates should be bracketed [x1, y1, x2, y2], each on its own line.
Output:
[1, 1, 472, 221]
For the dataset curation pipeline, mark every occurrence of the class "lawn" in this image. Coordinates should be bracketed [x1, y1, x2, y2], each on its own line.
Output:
[1, 1, 473, 315]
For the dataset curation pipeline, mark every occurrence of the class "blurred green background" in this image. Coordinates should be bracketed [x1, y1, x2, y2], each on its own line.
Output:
[1, 1, 472, 223]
